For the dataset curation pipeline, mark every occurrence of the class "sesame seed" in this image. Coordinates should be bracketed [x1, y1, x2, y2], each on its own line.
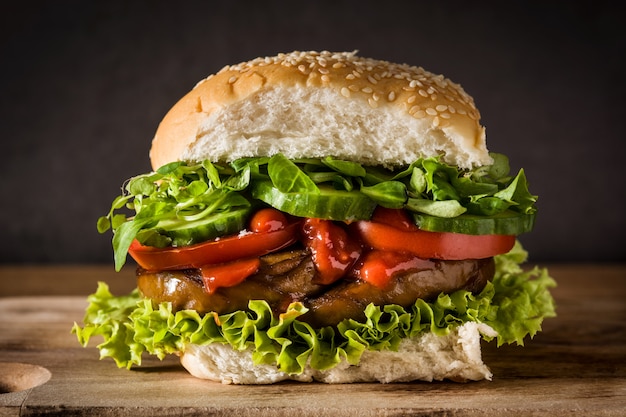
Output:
[418, 89, 428, 97]
[413, 110, 426, 118]
[426, 108, 437, 116]
[361, 87, 373, 93]
[387, 91, 396, 102]
[433, 116, 440, 126]
[348, 84, 359, 92]
[321, 74, 330, 82]
[341, 87, 351, 98]
[372, 92, 380, 101]
[368, 97, 378, 108]
[367, 75, 378, 84]
[440, 112, 451, 119]
[318, 67, 330, 74]
[228, 76, 238, 84]
[436, 104, 448, 112]
[409, 105, 420, 115]
[407, 95, 417, 104]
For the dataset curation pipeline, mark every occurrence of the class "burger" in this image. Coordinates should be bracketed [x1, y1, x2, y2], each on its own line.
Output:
[73, 51, 556, 384]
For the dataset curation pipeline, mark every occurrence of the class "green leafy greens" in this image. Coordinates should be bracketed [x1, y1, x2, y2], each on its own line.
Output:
[72, 242, 556, 373]
[98, 153, 537, 270]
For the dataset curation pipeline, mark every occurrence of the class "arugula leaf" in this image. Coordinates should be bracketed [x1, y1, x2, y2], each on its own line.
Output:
[487, 153, 510, 180]
[202, 160, 222, 188]
[322, 156, 367, 177]
[223, 164, 251, 191]
[451, 176, 499, 197]
[466, 196, 512, 216]
[128, 176, 157, 196]
[494, 169, 537, 214]
[409, 167, 427, 194]
[306, 171, 338, 184]
[406, 198, 467, 217]
[158, 161, 183, 175]
[360, 181, 407, 208]
[268, 154, 319, 194]
[333, 175, 354, 192]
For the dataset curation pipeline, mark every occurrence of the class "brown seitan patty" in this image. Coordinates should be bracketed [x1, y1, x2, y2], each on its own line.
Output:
[137, 249, 494, 328]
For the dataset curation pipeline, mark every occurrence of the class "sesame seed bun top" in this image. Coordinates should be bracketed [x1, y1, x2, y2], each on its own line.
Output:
[149, 51, 491, 171]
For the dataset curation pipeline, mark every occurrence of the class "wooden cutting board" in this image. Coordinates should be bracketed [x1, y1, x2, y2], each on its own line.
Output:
[1, 264, 625, 416]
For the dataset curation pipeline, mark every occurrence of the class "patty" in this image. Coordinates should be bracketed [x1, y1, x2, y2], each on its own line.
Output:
[136, 249, 495, 328]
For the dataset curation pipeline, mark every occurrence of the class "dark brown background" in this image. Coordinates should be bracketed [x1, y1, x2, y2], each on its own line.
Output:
[1, 0, 624, 265]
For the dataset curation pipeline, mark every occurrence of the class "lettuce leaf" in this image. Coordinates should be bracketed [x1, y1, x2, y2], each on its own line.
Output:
[72, 242, 555, 374]
[488, 242, 557, 345]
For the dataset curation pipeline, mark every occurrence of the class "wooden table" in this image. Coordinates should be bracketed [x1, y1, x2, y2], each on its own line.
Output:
[0, 264, 624, 416]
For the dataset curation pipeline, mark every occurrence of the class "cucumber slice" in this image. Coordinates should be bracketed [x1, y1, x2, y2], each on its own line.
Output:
[412, 210, 536, 235]
[157, 207, 251, 246]
[251, 180, 376, 221]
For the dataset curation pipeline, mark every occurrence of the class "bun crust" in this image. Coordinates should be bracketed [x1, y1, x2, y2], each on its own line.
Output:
[179, 322, 496, 384]
[150, 51, 491, 170]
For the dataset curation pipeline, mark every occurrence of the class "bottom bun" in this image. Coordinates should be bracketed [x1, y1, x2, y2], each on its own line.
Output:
[179, 322, 497, 384]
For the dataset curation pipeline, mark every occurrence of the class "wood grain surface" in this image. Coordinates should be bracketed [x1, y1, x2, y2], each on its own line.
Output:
[0, 264, 624, 416]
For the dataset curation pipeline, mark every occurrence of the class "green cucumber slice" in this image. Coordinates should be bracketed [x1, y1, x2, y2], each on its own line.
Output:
[412, 210, 536, 235]
[157, 207, 251, 246]
[251, 181, 376, 221]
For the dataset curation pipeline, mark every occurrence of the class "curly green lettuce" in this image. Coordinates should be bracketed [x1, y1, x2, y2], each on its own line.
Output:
[72, 242, 556, 374]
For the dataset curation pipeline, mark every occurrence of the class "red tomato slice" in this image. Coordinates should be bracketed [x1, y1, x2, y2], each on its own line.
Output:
[249, 208, 288, 233]
[128, 222, 299, 271]
[371, 207, 419, 231]
[354, 209, 515, 260]
[200, 258, 261, 294]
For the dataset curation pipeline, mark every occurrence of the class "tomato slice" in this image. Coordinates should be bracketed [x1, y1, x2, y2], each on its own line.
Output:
[371, 206, 418, 231]
[249, 208, 289, 233]
[354, 208, 515, 260]
[128, 222, 299, 271]
[200, 258, 261, 294]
